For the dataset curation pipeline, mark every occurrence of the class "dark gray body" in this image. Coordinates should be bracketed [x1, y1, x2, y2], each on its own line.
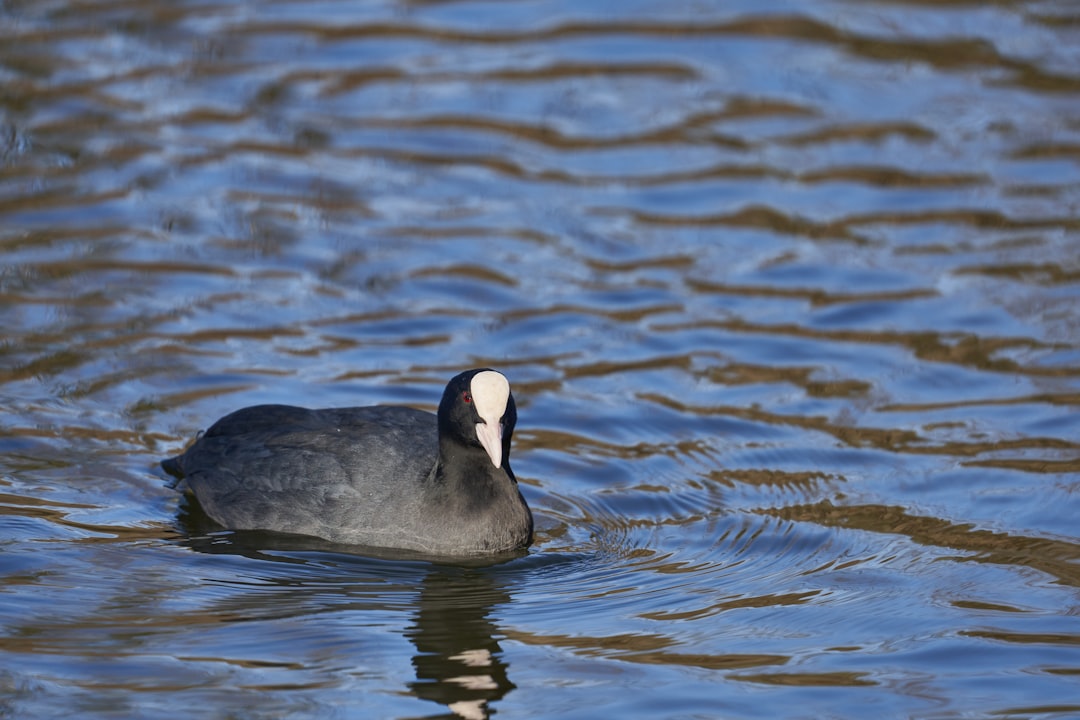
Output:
[164, 402, 533, 556]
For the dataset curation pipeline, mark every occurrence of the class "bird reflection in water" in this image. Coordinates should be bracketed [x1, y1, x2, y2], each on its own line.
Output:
[405, 568, 516, 720]
[177, 509, 519, 720]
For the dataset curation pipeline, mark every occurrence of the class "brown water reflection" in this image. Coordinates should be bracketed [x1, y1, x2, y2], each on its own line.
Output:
[762, 500, 1080, 588]
[2, 0, 1079, 717]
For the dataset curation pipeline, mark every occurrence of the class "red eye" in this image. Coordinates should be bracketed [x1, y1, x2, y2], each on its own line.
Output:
[462, 391, 472, 403]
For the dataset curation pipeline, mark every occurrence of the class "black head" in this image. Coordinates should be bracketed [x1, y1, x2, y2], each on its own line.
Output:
[437, 368, 517, 470]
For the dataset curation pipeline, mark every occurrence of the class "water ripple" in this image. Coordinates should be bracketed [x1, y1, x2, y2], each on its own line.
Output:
[2, 0, 1079, 717]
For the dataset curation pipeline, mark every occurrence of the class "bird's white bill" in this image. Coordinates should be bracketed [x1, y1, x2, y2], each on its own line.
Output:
[475, 421, 503, 468]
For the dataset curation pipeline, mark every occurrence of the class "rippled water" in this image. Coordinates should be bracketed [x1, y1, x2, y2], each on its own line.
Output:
[2, 0, 1079, 717]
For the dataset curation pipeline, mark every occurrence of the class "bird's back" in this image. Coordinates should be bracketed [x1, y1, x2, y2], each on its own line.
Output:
[166, 404, 440, 545]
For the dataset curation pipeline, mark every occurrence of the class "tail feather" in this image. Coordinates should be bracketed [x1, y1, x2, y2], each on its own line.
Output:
[161, 455, 185, 487]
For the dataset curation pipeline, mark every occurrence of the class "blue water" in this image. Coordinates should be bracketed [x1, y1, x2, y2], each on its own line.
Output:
[1, 1, 1078, 718]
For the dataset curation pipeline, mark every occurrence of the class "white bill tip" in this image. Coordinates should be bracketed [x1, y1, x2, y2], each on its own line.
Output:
[471, 370, 510, 467]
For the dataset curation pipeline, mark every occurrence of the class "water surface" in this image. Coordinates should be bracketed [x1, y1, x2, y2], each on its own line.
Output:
[1, 0, 1079, 718]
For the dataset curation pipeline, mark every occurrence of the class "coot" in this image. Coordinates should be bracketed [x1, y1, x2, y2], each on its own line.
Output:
[162, 369, 533, 555]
